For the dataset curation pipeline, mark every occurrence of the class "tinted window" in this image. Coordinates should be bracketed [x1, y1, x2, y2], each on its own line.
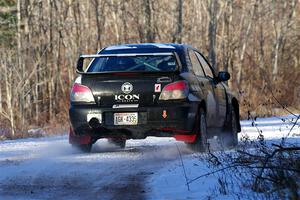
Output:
[87, 55, 177, 72]
[188, 50, 205, 76]
[195, 52, 214, 78]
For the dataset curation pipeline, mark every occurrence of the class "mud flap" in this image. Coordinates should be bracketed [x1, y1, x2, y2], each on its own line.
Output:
[69, 127, 91, 145]
[174, 134, 197, 143]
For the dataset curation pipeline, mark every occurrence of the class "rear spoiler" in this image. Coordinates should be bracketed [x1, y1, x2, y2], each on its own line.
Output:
[76, 52, 182, 74]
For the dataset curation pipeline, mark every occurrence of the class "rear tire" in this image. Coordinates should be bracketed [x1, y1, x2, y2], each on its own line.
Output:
[229, 107, 238, 146]
[188, 108, 209, 152]
[108, 138, 126, 149]
[222, 105, 238, 148]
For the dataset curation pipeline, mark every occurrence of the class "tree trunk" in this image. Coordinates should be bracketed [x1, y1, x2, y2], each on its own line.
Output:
[144, 0, 154, 42]
[94, 0, 103, 49]
[4, 60, 15, 137]
[173, 0, 183, 43]
[111, 1, 120, 43]
[237, 0, 258, 85]
[17, 0, 25, 129]
[208, 0, 218, 70]
[121, 1, 129, 43]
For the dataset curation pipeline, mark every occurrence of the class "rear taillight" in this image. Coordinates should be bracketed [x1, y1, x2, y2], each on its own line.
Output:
[159, 81, 189, 100]
[70, 83, 95, 103]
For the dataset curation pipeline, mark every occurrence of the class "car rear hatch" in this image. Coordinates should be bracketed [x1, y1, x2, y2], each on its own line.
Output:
[81, 72, 177, 107]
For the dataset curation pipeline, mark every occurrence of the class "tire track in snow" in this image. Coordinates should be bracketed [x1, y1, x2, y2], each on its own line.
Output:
[0, 137, 191, 200]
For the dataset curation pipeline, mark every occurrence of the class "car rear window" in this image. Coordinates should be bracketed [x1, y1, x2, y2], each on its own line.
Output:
[87, 55, 177, 72]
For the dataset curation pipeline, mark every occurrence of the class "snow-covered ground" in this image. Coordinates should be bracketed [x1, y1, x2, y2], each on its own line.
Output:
[0, 115, 299, 200]
[149, 114, 300, 200]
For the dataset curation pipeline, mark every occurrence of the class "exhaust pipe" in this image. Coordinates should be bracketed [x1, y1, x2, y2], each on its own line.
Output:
[88, 117, 101, 129]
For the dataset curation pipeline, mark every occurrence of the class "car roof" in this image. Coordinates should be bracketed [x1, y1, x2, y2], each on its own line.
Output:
[100, 43, 188, 54]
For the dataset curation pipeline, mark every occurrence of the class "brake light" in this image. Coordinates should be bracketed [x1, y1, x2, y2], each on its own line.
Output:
[159, 81, 189, 100]
[70, 83, 95, 103]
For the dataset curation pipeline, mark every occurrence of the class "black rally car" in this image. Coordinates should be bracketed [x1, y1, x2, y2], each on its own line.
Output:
[69, 43, 241, 152]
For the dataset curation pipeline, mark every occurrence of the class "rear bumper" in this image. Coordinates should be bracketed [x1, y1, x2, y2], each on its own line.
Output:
[69, 103, 198, 139]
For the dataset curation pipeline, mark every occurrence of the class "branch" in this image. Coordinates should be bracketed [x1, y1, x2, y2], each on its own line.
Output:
[0, 6, 17, 13]
[176, 144, 190, 191]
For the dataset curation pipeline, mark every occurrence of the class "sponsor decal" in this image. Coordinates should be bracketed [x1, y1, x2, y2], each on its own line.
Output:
[115, 94, 140, 103]
[121, 82, 133, 94]
[162, 110, 167, 118]
[154, 84, 161, 93]
[115, 82, 139, 103]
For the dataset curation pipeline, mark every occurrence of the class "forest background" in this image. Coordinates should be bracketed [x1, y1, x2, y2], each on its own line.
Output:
[0, 0, 299, 137]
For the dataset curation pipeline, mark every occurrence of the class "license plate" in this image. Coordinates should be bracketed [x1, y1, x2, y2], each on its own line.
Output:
[114, 113, 138, 125]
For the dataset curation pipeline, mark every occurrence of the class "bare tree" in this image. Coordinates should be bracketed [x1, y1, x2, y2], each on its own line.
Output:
[271, 0, 298, 80]
[173, 0, 183, 43]
[144, 0, 155, 42]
